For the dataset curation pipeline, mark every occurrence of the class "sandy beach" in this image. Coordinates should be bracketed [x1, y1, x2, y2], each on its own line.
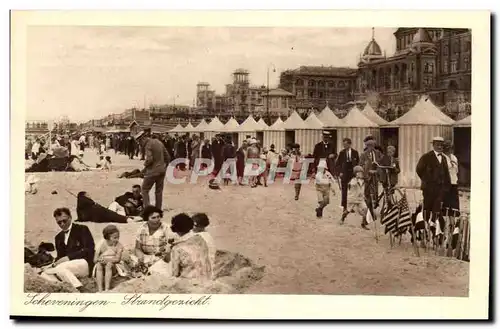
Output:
[24, 149, 469, 296]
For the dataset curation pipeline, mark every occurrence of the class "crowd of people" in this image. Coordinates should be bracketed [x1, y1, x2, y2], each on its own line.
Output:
[25, 125, 463, 292]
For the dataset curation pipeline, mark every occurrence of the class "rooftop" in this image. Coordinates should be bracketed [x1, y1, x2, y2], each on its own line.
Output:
[284, 66, 357, 77]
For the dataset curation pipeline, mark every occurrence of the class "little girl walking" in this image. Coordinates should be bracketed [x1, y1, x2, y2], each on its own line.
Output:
[341, 166, 369, 229]
[93, 225, 127, 291]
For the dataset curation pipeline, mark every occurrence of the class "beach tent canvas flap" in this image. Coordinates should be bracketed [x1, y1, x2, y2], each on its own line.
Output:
[183, 122, 195, 131]
[361, 103, 388, 125]
[342, 106, 379, 127]
[238, 115, 261, 132]
[317, 105, 343, 127]
[282, 111, 308, 130]
[257, 118, 269, 130]
[304, 112, 324, 129]
[169, 124, 184, 132]
[267, 117, 285, 131]
[221, 117, 240, 132]
[206, 116, 224, 131]
[194, 119, 209, 131]
[390, 95, 455, 125]
[454, 115, 471, 127]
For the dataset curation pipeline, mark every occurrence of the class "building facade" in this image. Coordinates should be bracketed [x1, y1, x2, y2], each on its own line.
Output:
[223, 69, 267, 115]
[279, 66, 358, 112]
[196, 82, 216, 112]
[354, 28, 471, 119]
[261, 88, 296, 116]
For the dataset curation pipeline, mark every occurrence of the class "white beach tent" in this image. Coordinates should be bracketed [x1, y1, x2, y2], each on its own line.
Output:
[255, 117, 269, 145]
[337, 106, 380, 153]
[169, 123, 185, 133]
[317, 105, 343, 127]
[237, 115, 260, 147]
[361, 103, 389, 125]
[204, 116, 224, 140]
[282, 110, 308, 148]
[221, 117, 240, 146]
[388, 95, 454, 187]
[183, 122, 196, 134]
[263, 117, 285, 152]
[257, 118, 269, 130]
[193, 119, 209, 139]
[295, 112, 324, 155]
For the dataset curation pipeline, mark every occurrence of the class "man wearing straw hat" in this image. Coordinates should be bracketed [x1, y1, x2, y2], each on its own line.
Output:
[416, 136, 452, 237]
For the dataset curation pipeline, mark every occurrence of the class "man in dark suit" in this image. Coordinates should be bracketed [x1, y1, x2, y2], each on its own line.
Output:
[416, 136, 452, 227]
[359, 135, 383, 230]
[142, 133, 170, 210]
[40, 208, 95, 290]
[211, 134, 225, 176]
[313, 131, 336, 175]
[335, 138, 359, 211]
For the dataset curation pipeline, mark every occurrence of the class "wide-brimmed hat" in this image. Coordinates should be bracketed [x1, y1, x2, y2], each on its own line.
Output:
[208, 178, 221, 190]
[249, 138, 258, 145]
[432, 136, 445, 143]
[353, 165, 364, 174]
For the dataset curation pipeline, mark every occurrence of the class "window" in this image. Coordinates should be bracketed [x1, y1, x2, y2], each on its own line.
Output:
[328, 81, 335, 88]
[319, 92, 324, 98]
[464, 57, 470, 70]
[309, 91, 314, 98]
[297, 90, 303, 98]
[308, 80, 316, 87]
[296, 79, 303, 86]
[451, 60, 458, 72]
[338, 81, 345, 88]
[318, 81, 325, 87]
[454, 41, 460, 54]
[424, 62, 434, 73]
[443, 45, 449, 56]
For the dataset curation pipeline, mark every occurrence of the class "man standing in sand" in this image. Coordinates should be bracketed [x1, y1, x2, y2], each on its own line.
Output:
[142, 132, 170, 210]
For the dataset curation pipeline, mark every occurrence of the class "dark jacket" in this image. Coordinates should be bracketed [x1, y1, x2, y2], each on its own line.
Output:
[201, 144, 212, 159]
[54, 223, 95, 275]
[144, 138, 170, 176]
[359, 149, 383, 181]
[313, 141, 336, 173]
[335, 148, 359, 179]
[76, 194, 129, 224]
[416, 150, 452, 191]
[378, 155, 400, 187]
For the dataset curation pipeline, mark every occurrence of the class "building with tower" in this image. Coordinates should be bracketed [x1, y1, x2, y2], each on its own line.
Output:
[196, 82, 216, 112]
[353, 27, 471, 119]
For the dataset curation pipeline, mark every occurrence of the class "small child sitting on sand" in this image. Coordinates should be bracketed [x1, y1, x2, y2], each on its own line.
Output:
[93, 225, 127, 291]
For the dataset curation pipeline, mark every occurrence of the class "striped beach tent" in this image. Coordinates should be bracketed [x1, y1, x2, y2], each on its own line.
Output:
[205, 116, 224, 140]
[263, 117, 285, 152]
[389, 95, 454, 187]
[337, 106, 380, 153]
[237, 115, 260, 147]
[361, 103, 388, 125]
[295, 112, 324, 155]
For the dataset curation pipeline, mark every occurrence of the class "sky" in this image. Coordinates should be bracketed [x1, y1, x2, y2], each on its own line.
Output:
[26, 26, 396, 122]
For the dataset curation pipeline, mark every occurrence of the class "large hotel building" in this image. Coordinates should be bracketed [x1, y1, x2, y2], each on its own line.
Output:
[279, 27, 471, 119]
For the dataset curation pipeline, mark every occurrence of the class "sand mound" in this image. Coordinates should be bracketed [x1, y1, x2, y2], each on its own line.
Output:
[111, 250, 265, 294]
[24, 264, 78, 293]
[23, 250, 265, 294]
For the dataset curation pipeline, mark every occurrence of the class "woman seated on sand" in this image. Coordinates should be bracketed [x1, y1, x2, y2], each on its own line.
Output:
[169, 213, 213, 280]
[130, 206, 175, 275]
[76, 191, 142, 224]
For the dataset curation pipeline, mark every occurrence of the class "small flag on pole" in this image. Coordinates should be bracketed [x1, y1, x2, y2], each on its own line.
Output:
[365, 208, 374, 224]
[396, 194, 412, 233]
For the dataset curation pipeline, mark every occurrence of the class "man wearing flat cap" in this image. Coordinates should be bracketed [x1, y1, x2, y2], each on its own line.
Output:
[313, 131, 336, 175]
[359, 135, 383, 229]
[416, 136, 452, 229]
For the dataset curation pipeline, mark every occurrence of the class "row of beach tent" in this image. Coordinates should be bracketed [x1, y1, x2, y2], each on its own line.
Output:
[169, 95, 471, 187]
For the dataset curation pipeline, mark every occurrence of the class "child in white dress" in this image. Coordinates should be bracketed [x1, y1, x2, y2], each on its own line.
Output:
[341, 166, 368, 225]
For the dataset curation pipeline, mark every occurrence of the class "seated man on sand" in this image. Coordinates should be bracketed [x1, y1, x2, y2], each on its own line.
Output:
[108, 184, 144, 217]
[40, 208, 95, 291]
